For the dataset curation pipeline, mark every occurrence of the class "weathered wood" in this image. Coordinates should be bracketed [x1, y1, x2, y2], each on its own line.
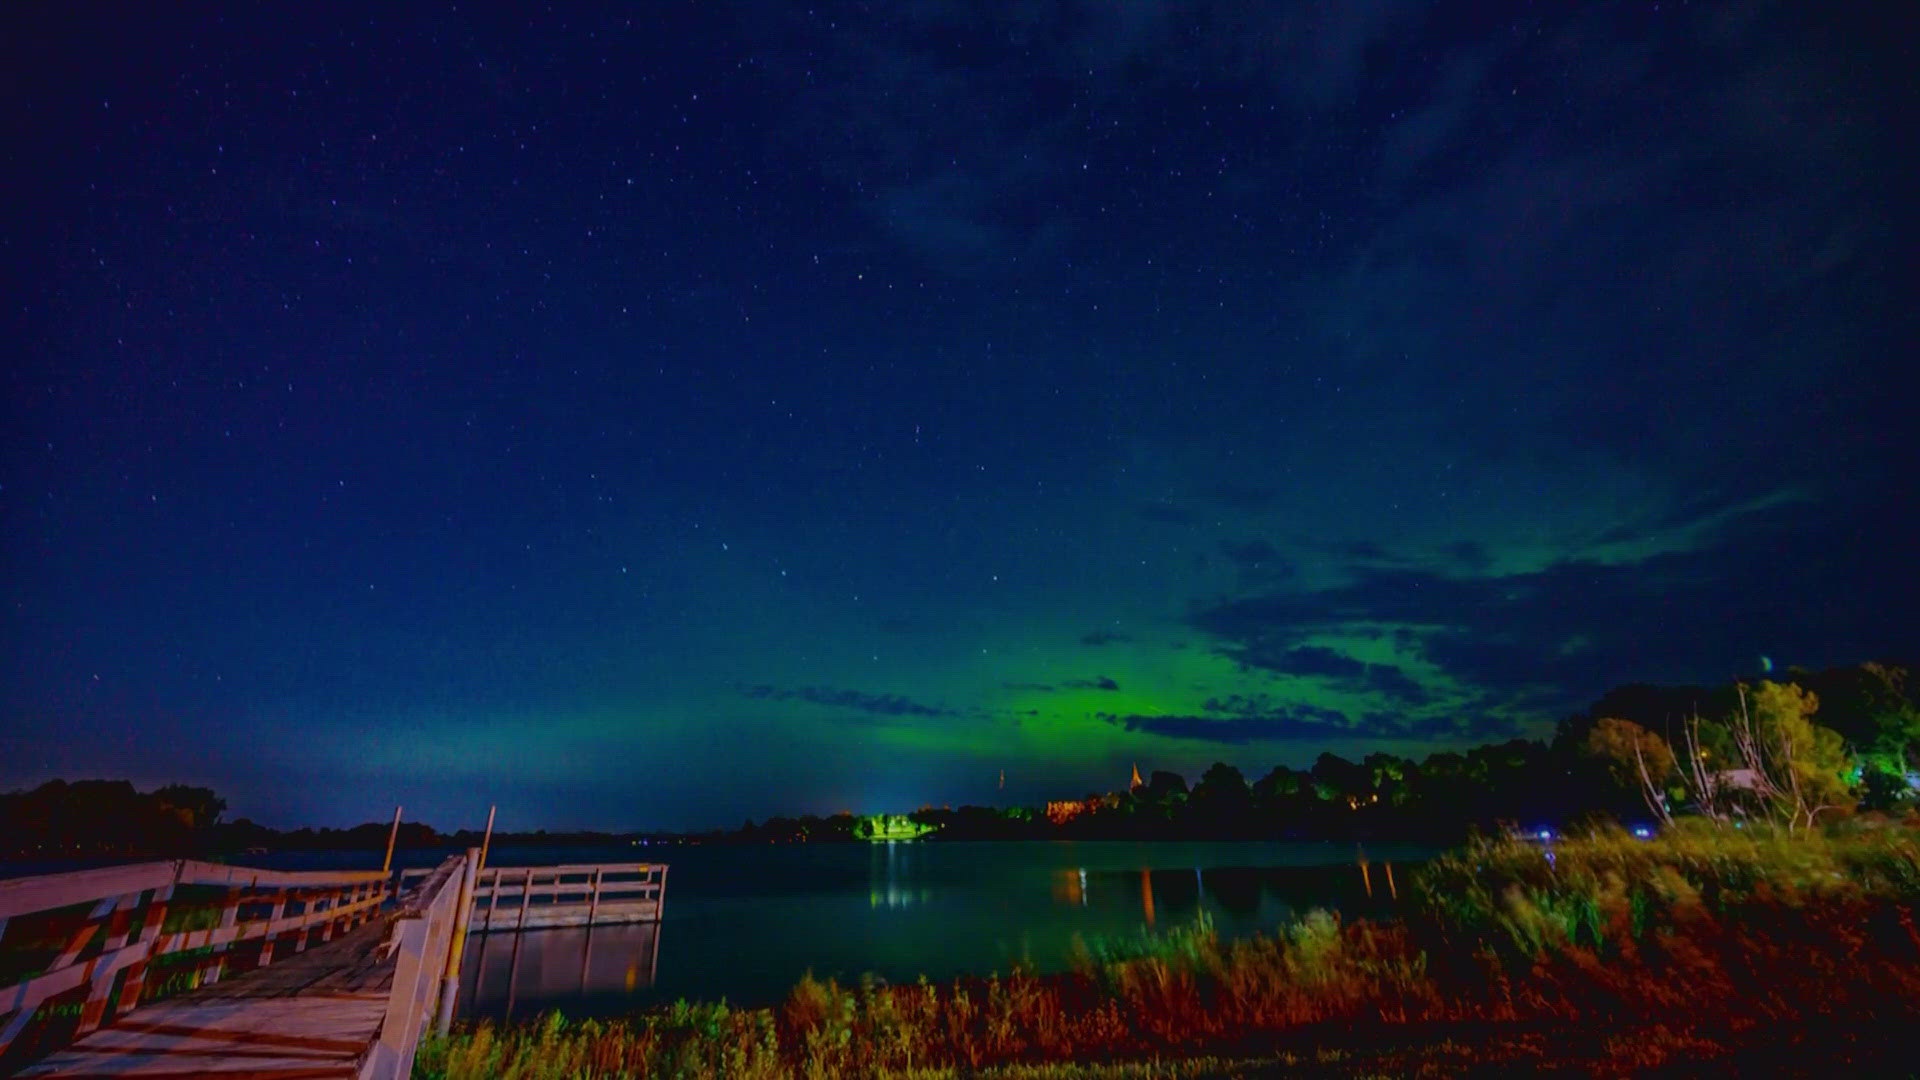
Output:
[5, 856, 667, 1077]
[113, 881, 175, 1016]
[359, 855, 463, 1080]
[20, 993, 392, 1077]
[16, 916, 401, 1077]
[0, 861, 389, 1064]
[0, 864, 177, 920]
[468, 901, 660, 932]
[431, 850, 480, 1037]
[439, 862, 668, 931]
[190, 918, 397, 1000]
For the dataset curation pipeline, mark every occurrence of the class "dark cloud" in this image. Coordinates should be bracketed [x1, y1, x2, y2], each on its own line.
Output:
[1189, 497, 1920, 719]
[1314, 5, 1907, 492]
[1331, 540, 1395, 563]
[1445, 541, 1491, 570]
[1220, 540, 1285, 570]
[1202, 695, 1343, 724]
[1080, 631, 1132, 647]
[1062, 676, 1120, 691]
[1205, 643, 1430, 704]
[741, 684, 955, 718]
[1100, 706, 1521, 746]
[749, 1, 1439, 274]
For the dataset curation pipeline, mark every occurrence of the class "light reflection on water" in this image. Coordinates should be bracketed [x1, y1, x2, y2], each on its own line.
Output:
[445, 839, 1430, 1018]
[459, 922, 662, 1023]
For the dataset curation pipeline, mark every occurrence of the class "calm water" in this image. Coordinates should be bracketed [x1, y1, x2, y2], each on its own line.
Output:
[1, 839, 1434, 1019]
[453, 839, 1431, 1019]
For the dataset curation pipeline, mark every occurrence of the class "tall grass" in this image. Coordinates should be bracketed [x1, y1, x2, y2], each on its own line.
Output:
[415, 824, 1920, 1079]
[1414, 821, 1920, 960]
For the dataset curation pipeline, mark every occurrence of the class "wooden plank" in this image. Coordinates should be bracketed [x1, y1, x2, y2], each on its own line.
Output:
[114, 882, 175, 1015]
[153, 891, 384, 957]
[360, 855, 463, 1080]
[0, 864, 178, 921]
[172, 864, 387, 891]
[24, 871, 432, 1076]
[19, 993, 390, 1077]
[9, 856, 655, 1078]
[468, 902, 659, 931]
[190, 919, 397, 1001]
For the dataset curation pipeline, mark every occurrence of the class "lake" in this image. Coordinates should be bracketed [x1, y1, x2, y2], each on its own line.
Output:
[448, 839, 1433, 1020]
[1, 839, 1436, 1021]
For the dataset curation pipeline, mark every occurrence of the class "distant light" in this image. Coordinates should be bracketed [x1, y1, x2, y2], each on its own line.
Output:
[1632, 826, 1653, 839]
[1537, 829, 1552, 840]
[1760, 655, 1773, 673]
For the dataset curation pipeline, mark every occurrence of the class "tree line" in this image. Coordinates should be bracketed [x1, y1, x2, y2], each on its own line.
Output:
[7, 662, 1913, 857]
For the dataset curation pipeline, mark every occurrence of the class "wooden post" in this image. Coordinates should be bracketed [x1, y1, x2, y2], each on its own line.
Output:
[654, 865, 668, 922]
[584, 867, 603, 927]
[477, 804, 497, 874]
[207, 886, 243, 985]
[503, 866, 535, 1020]
[293, 889, 315, 954]
[483, 866, 502, 931]
[382, 805, 404, 875]
[515, 867, 534, 932]
[113, 863, 181, 1015]
[647, 900, 663, 983]
[74, 892, 138, 1037]
[258, 889, 288, 968]
[433, 849, 481, 1037]
[320, 886, 341, 943]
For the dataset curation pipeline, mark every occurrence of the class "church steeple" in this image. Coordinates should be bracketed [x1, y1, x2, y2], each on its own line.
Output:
[1130, 762, 1144, 790]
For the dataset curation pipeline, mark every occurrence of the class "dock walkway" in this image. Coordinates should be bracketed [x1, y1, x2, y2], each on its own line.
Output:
[19, 917, 400, 1078]
[1, 854, 666, 1078]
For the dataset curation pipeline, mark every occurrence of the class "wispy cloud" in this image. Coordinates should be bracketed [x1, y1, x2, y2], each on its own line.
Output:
[741, 684, 956, 719]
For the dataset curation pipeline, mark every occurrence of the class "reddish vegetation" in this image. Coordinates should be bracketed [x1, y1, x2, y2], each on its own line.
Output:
[420, 900, 1920, 1077]
[419, 828, 1920, 1077]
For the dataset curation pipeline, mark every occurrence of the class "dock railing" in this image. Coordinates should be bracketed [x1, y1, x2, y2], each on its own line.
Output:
[360, 853, 467, 1080]
[3, 853, 666, 1076]
[0, 860, 389, 1067]
[400, 861, 668, 933]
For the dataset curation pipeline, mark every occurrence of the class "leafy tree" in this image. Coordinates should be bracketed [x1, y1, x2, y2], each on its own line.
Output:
[1310, 753, 1368, 804]
[1797, 663, 1920, 775]
[1363, 752, 1415, 807]
[154, 784, 226, 830]
[1251, 766, 1307, 803]
[1141, 770, 1189, 803]
[1584, 717, 1678, 822]
[1190, 762, 1250, 807]
[1722, 681, 1855, 831]
[1860, 764, 1913, 813]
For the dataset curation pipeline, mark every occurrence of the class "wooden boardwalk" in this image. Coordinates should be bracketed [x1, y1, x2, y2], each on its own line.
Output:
[1, 856, 667, 1078]
[18, 918, 398, 1078]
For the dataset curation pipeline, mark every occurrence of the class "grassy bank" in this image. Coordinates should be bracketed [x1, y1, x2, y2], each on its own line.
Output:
[414, 823, 1920, 1078]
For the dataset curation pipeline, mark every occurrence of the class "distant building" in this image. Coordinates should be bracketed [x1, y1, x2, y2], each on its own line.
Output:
[1130, 763, 1144, 790]
[1046, 800, 1087, 825]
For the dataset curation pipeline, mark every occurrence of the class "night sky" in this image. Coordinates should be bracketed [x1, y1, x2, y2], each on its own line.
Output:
[5, 3, 1915, 831]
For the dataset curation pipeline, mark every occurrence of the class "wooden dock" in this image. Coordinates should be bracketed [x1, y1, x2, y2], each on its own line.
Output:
[402, 862, 667, 934]
[0, 855, 666, 1078]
